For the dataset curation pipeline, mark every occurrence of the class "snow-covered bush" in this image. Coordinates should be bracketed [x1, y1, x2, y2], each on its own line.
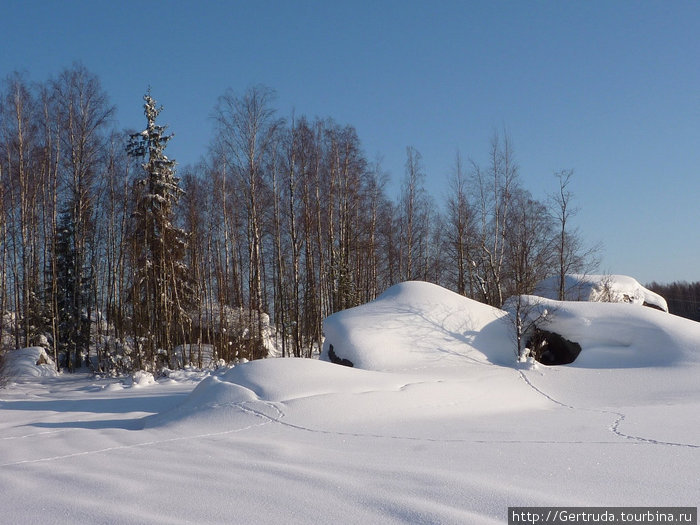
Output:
[189, 304, 276, 362]
[1, 347, 58, 381]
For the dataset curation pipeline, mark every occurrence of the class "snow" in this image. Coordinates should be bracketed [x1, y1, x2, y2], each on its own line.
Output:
[534, 273, 668, 311]
[1, 281, 699, 524]
[126, 370, 156, 387]
[509, 295, 700, 368]
[320, 281, 514, 369]
[1, 347, 59, 380]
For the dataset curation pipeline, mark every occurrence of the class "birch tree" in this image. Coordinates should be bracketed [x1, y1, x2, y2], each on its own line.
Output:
[1, 73, 44, 349]
[550, 169, 599, 300]
[470, 131, 520, 306]
[399, 146, 432, 282]
[213, 85, 281, 360]
[0, 160, 6, 352]
[445, 152, 475, 296]
[51, 64, 114, 370]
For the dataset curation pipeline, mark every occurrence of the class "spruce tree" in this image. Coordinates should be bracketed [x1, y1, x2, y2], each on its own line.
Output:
[126, 91, 192, 371]
[51, 209, 92, 370]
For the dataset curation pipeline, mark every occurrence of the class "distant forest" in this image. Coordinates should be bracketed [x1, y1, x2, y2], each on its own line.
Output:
[0, 64, 690, 374]
[647, 282, 700, 322]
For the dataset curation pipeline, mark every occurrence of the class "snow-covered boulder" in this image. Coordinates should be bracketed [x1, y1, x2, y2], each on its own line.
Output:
[320, 281, 513, 370]
[534, 274, 668, 312]
[1, 347, 58, 378]
[511, 295, 700, 368]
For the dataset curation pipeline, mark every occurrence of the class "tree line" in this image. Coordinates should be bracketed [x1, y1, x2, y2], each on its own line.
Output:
[1, 63, 600, 373]
[647, 281, 700, 322]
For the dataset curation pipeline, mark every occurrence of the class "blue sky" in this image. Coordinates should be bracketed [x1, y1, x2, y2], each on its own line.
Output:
[2, 0, 698, 283]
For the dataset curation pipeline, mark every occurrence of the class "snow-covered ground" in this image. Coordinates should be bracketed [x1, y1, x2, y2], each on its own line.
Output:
[1, 281, 699, 524]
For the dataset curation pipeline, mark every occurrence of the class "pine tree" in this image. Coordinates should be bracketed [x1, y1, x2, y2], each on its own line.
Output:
[126, 91, 192, 371]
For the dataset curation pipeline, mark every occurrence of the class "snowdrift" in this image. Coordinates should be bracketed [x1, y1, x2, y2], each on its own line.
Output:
[148, 358, 406, 426]
[509, 295, 700, 368]
[1, 347, 58, 379]
[534, 274, 668, 311]
[320, 281, 513, 370]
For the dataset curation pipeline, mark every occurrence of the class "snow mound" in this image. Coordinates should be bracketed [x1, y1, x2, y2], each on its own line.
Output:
[146, 359, 423, 429]
[144, 374, 259, 428]
[217, 358, 407, 401]
[148, 353, 554, 432]
[513, 295, 700, 368]
[1, 347, 58, 379]
[126, 371, 156, 388]
[534, 274, 668, 311]
[321, 281, 513, 371]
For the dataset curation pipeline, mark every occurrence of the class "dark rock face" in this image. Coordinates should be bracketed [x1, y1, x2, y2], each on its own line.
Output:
[327, 344, 354, 367]
[526, 328, 582, 366]
[642, 301, 666, 312]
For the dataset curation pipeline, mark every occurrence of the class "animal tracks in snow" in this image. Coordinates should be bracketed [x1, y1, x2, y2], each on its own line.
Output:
[518, 369, 700, 450]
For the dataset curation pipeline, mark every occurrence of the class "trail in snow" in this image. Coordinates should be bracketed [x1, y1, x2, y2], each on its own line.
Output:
[2, 387, 653, 472]
[233, 394, 664, 448]
[608, 412, 700, 449]
[0, 429, 65, 440]
[518, 369, 700, 450]
[516, 369, 574, 409]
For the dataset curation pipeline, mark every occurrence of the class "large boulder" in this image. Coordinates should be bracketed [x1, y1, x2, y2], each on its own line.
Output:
[525, 328, 581, 365]
[534, 274, 668, 312]
[321, 281, 513, 371]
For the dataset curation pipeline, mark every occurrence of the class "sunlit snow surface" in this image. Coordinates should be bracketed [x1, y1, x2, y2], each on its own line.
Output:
[1, 281, 699, 524]
[1, 347, 58, 378]
[534, 274, 668, 311]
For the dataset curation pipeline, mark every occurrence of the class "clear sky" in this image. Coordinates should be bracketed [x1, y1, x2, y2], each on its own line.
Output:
[2, 0, 698, 284]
